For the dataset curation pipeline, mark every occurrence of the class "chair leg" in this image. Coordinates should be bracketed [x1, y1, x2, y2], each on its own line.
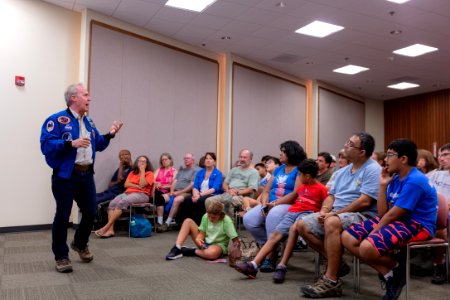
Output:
[314, 252, 321, 278]
[406, 246, 410, 300]
[446, 243, 449, 283]
[353, 256, 360, 294]
[129, 207, 132, 237]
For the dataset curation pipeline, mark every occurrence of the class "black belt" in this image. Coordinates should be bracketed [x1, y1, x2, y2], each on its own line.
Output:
[73, 164, 93, 172]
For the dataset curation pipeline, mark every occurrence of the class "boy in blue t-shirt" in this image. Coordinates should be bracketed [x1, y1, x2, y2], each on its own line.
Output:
[342, 139, 437, 300]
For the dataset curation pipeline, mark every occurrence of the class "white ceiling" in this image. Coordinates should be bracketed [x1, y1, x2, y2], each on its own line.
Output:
[42, 0, 450, 100]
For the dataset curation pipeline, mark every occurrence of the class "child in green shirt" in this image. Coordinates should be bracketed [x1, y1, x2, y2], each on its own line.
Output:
[166, 199, 239, 260]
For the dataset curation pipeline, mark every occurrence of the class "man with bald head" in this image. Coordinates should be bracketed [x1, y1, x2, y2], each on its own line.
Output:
[157, 153, 199, 232]
[206, 149, 259, 217]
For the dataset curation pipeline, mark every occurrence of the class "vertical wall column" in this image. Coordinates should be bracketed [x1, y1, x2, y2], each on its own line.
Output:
[217, 52, 233, 173]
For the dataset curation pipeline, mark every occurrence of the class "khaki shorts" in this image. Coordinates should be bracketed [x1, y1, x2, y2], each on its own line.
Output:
[302, 212, 367, 239]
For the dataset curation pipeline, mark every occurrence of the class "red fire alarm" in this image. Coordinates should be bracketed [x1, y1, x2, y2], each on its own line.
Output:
[15, 76, 25, 86]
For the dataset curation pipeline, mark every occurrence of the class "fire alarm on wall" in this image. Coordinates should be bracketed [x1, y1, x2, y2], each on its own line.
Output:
[15, 76, 25, 86]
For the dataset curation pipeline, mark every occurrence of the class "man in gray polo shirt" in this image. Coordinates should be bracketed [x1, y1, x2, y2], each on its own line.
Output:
[157, 153, 199, 232]
[206, 149, 259, 217]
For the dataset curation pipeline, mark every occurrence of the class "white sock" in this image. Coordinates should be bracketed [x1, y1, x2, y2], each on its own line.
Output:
[166, 217, 173, 224]
[175, 244, 181, 249]
[384, 270, 393, 280]
[157, 216, 163, 224]
[250, 261, 258, 269]
[323, 275, 337, 283]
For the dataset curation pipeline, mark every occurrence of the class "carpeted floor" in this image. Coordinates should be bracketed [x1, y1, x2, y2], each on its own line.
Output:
[0, 228, 447, 299]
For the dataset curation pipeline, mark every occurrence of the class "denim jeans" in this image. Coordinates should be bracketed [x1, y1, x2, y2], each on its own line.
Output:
[51, 170, 96, 260]
[243, 204, 291, 245]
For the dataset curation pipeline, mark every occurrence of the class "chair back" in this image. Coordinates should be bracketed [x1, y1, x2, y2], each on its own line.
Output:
[436, 193, 449, 231]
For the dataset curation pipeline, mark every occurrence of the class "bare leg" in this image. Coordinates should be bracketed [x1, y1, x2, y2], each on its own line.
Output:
[168, 195, 185, 219]
[341, 230, 361, 257]
[298, 220, 326, 256]
[96, 208, 122, 236]
[279, 223, 299, 266]
[175, 218, 199, 246]
[323, 216, 344, 281]
[433, 229, 447, 265]
[252, 231, 283, 266]
[196, 244, 223, 260]
[359, 240, 397, 275]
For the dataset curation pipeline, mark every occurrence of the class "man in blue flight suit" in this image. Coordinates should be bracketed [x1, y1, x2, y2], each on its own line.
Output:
[40, 83, 123, 273]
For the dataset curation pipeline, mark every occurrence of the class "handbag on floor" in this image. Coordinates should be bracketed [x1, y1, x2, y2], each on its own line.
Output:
[228, 238, 259, 267]
[130, 214, 152, 238]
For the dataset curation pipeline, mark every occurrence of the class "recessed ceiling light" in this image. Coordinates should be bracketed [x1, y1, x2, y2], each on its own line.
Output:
[165, 0, 217, 12]
[295, 21, 344, 38]
[387, 82, 419, 90]
[393, 44, 438, 57]
[386, 0, 410, 4]
[333, 65, 369, 75]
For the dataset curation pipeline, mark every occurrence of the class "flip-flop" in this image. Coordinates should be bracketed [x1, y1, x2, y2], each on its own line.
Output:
[94, 230, 102, 238]
[100, 233, 115, 239]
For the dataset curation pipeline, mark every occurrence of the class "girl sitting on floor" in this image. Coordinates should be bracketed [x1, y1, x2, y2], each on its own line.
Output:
[165, 199, 239, 261]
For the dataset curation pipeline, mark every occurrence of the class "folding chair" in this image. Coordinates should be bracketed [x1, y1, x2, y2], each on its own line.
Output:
[128, 191, 157, 237]
[405, 193, 449, 299]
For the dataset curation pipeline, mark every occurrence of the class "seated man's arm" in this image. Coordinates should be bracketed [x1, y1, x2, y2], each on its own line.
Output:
[334, 193, 375, 214]
[223, 181, 231, 193]
[169, 179, 177, 195]
[236, 169, 260, 197]
[173, 182, 194, 196]
[236, 186, 255, 197]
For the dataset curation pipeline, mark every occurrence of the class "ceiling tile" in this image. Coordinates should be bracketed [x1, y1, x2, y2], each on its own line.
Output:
[75, 0, 121, 15]
[113, 0, 161, 27]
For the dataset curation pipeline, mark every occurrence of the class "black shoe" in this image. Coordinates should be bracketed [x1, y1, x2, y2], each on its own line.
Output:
[337, 261, 350, 278]
[180, 246, 197, 257]
[383, 264, 406, 300]
[293, 238, 308, 252]
[431, 263, 447, 285]
[259, 258, 275, 273]
[166, 245, 183, 260]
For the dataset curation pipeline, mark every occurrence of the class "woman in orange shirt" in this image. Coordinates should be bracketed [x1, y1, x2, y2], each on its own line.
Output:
[95, 155, 154, 238]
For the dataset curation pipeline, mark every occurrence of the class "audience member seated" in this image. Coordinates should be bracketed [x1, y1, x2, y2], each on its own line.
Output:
[206, 149, 259, 217]
[177, 152, 223, 225]
[330, 155, 337, 170]
[297, 132, 380, 298]
[154, 153, 177, 230]
[316, 152, 333, 185]
[235, 159, 328, 282]
[326, 149, 350, 190]
[165, 199, 239, 261]
[243, 140, 307, 272]
[256, 162, 271, 195]
[94, 155, 154, 238]
[371, 151, 386, 167]
[427, 142, 450, 284]
[198, 155, 206, 168]
[157, 153, 199, 233]
[96, 149, 133, 205]
[417, 148, 438, 174]
[241, 157, 280, 216]
[342, 138, 437, 300]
